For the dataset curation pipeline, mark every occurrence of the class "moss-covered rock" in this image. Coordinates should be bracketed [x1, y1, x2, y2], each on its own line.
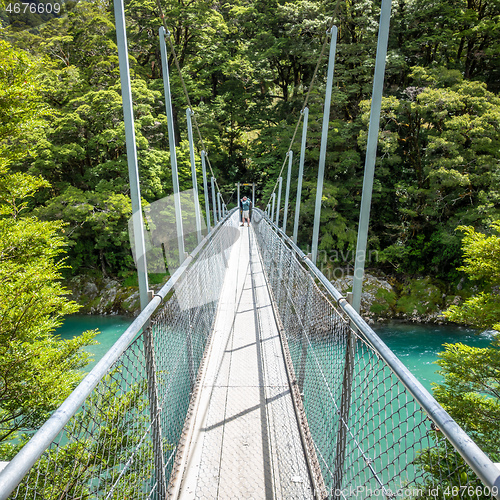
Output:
[66, 275, 166, 316]
[331, 274, 452, 323]
[395, 277, 444, 322]
[370, 287, 398, 317]
[331, 274, 395, 323]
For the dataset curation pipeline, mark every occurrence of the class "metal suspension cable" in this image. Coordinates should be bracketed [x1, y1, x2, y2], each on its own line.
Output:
[265, 0, 343, 208]
[156, 0, 343, 210]
[155, 0, 228, 206]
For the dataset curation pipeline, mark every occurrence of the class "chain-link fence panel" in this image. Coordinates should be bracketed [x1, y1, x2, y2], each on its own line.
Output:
[0, 211, 239, 500]
[1, 207, 498, 500]
[252, 208, 500, 500]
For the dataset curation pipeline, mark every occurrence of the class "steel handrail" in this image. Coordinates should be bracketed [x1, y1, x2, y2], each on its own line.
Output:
[255, 207, 500, 498]
[0, 208, 237, 499]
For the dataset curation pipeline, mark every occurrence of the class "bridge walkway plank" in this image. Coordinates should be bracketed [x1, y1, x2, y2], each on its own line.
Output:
[171, 224, 314, 499]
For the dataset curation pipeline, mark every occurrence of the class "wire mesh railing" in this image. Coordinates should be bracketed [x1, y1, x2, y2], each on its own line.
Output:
[0, 209, 239, 500]
[1, 205, 499, 499]
[252, 208, 500, 500]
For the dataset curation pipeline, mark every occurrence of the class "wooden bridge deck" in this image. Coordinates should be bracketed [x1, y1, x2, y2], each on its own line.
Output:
[168, 223, 314, 499]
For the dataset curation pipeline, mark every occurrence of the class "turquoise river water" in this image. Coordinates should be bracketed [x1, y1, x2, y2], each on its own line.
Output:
[54, 315, 496, 497]
[56, 315, 496, 390]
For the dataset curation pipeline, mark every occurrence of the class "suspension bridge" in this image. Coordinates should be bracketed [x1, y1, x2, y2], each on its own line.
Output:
[1, 0, 499, 498]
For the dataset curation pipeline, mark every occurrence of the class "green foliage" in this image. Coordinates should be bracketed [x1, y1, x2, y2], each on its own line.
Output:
[370, 71, 500, 278]
[0, 39, 96, 443]
[415, 442, 493, 500]
[444, 223, 500, 331]
[35, 187, 134, 276]
[0, 169, 98, 441]
[2, 0, 71, 32]
[455, 223, 500, 284]
[417, 221, 500, 495]
[369, 287, 397, 316]
[393, 0, 500, 89]
[0, 40, 49, 162]
[30, 80, 170, 196]
[123, 272, 168, 287]
[7, 376, 156, 498]
[2, 0, 500, 283]
[394, 277, 443, 316]
[434, 342, 500, 454]
[414, 340, 500, 497]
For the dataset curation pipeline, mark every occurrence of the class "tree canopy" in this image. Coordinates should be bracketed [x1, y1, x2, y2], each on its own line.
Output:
[0, 39, 96, 445]
[419, 224, 500, 492]
[1, 0, 500, 487]
[0, 0, 499, 284]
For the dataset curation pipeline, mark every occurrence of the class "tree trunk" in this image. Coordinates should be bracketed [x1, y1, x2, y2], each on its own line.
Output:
[99, 248, 108, 277]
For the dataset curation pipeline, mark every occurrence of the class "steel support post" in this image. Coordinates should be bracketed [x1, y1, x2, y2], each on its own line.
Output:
[187, 322, 195, 391]
[211, 177, 217, 225]
[293, 107, 309, 244]
[332, 329, 357, 498]
[201, 151, 211, 233]
[115, 0, 149, 311]
[297, 278, 313, 393]
[217, 192, 222, 222]
[282, 152, 293, 234]
[275, 176, 283, 227]
[237, 182, 241, 222]
[143, 326, 167, 499]
[311, 26, 338, 265]
[352, 0, 392, 313]
[159, 27, 185, 265]
[186, 108, 202, 244]
[271, 192, 276, 225]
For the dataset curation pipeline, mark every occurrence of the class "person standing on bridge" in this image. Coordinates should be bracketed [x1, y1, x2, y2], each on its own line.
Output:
[240, 196, 252, 227]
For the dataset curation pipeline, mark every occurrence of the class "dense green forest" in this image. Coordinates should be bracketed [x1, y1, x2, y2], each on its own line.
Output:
[1, 0, 500, 284]
[1, 0, 499, 488]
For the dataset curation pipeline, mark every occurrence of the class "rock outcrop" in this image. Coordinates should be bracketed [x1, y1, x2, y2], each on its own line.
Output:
[331, 274, 460, 324]
[66, 272, 462, 324]
[66, 276, 145, 316]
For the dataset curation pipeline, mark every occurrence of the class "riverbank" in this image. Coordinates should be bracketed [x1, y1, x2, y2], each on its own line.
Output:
[66, 275, 168, 316]
[57, 314, 493, 393]
[331, 273, 465, 324]
[66, 272, 467, 324]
